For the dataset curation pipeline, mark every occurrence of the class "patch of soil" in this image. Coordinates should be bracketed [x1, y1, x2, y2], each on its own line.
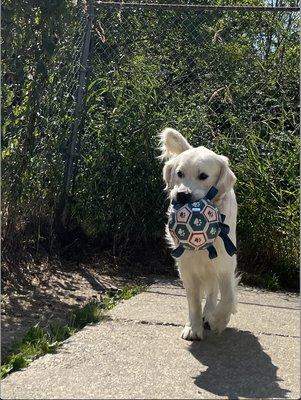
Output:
[1, 256, 157, 361]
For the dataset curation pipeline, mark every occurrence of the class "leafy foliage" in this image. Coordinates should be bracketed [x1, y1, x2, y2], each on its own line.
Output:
[2, 0, 86, 251]
[2, 1, 299, 287]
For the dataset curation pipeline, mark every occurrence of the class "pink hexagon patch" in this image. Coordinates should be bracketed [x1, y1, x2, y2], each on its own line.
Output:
[176, 206, 191, 223]
[189, 232, 206, 247]
[204, 206, 218, 222]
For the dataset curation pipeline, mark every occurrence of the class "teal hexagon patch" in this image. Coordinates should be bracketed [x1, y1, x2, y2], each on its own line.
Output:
[187, 200, 206, 212]
[175, 224, 190, 241]
[207, 222, 220, 240]
[189, 213, 207, 231]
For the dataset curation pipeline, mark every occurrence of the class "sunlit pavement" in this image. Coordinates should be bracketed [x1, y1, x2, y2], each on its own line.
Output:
[2, 278, 299, 399]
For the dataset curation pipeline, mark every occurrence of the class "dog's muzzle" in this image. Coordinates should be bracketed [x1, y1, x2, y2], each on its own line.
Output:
[176, 187, 192, 204]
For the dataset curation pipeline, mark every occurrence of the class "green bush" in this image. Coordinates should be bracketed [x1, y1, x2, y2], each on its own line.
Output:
[2, 1, 299, 287]
[72, 4, 299, 285]
[239, 134, 298, 284]
[215, 132, 299, 286]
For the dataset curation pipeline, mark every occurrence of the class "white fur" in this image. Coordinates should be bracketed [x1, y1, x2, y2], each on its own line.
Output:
[159, 128, 238, 340]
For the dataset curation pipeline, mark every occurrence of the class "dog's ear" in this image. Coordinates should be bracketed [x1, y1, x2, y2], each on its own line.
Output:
[215, 155, 236, 200]
[162, 160, 174, 190]
[158, 128, 192, 160]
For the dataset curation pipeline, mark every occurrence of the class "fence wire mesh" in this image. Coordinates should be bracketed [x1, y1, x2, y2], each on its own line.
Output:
[74, 3, 299, 241]
[2, 1, 87, 252]
[2, 1, 299, 277]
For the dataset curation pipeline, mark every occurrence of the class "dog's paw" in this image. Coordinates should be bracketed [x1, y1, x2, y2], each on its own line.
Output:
[180, 324, 203, 341]
[208, 310, 231, 334]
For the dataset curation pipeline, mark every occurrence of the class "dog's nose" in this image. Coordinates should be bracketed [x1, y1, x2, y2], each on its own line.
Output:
[176, 191, 191, 204]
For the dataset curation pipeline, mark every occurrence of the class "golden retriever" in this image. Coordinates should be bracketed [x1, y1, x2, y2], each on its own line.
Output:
[159, 128, 238, 340]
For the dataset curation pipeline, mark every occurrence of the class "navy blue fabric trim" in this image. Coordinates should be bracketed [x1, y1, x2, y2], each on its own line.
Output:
[220, 213, 226, 223]
[205, 186, 218, 201]
[171, 245, 185, 258]
[207, 245, 218, 259]
[219, 231, 237, 256]
[219, 222, 230, 235]
[171, 199, 186, 208]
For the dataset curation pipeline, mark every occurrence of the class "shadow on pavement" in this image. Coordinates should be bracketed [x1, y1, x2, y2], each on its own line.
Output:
[188, 328, 289, 399]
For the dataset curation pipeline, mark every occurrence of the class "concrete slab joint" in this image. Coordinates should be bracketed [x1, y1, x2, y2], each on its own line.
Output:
[1, 279, 299, 399]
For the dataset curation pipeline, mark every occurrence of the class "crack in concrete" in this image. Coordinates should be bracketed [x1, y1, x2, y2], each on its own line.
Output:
[145, 290, 300, 311]
[106, 316, 300, 339]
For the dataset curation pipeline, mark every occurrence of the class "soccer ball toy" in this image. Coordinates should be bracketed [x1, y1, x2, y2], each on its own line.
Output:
[168, 186, 236, 259]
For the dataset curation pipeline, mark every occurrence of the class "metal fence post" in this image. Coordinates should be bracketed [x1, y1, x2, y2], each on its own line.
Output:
[56, 0, 94, 231]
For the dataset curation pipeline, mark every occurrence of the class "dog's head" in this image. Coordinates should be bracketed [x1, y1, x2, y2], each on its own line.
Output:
[159, 128, 236, 203]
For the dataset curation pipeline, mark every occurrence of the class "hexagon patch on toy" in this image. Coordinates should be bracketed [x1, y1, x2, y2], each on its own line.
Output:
[188, 200, 206, 212]
[189, 232, 206, 247]
[189, 214, 207, 231]
[207, 222, 220, 240]
[175, 224, 190, 241]
[176, 206, 191, 223]
[167, 186, 237, 259]
[168, 189, 222, 253]
[204, 206, 218, 222]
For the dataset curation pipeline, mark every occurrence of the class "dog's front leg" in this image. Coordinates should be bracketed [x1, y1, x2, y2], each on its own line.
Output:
[179, 262, 203, 341]
[203, 281, 218, 326]
[209, 257, 238, 333]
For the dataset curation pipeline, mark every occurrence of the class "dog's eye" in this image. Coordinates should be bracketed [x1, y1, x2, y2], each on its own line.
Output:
[198, 173, 208, 180]
[177, 170, 184, 178]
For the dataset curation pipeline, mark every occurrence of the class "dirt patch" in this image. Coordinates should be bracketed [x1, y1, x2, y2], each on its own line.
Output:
[1, 257, 155, 360]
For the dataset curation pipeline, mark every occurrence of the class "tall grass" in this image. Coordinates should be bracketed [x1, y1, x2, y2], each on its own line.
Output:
[2, 3, 299, 287]
[215, 131, 299, 288]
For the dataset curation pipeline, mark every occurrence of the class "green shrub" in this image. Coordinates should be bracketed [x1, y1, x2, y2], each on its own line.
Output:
[2, 1, 299, 287]
[237, 133, 298, 284]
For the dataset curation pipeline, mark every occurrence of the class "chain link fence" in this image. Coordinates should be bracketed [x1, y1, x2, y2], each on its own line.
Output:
[2, 1, 87, 253]
[2, 1, 299, 284]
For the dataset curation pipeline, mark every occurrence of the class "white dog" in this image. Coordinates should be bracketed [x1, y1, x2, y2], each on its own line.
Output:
[159, 128, 238, 340]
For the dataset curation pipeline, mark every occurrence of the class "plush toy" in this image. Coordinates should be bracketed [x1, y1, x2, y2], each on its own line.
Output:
[168, 186, 236, 259]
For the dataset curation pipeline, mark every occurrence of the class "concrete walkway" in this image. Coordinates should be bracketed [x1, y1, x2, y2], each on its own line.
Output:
[2, 278, 300, 399]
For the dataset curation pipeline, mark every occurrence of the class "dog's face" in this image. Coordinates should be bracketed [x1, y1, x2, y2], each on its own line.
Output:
[159, 128, 236, 202]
